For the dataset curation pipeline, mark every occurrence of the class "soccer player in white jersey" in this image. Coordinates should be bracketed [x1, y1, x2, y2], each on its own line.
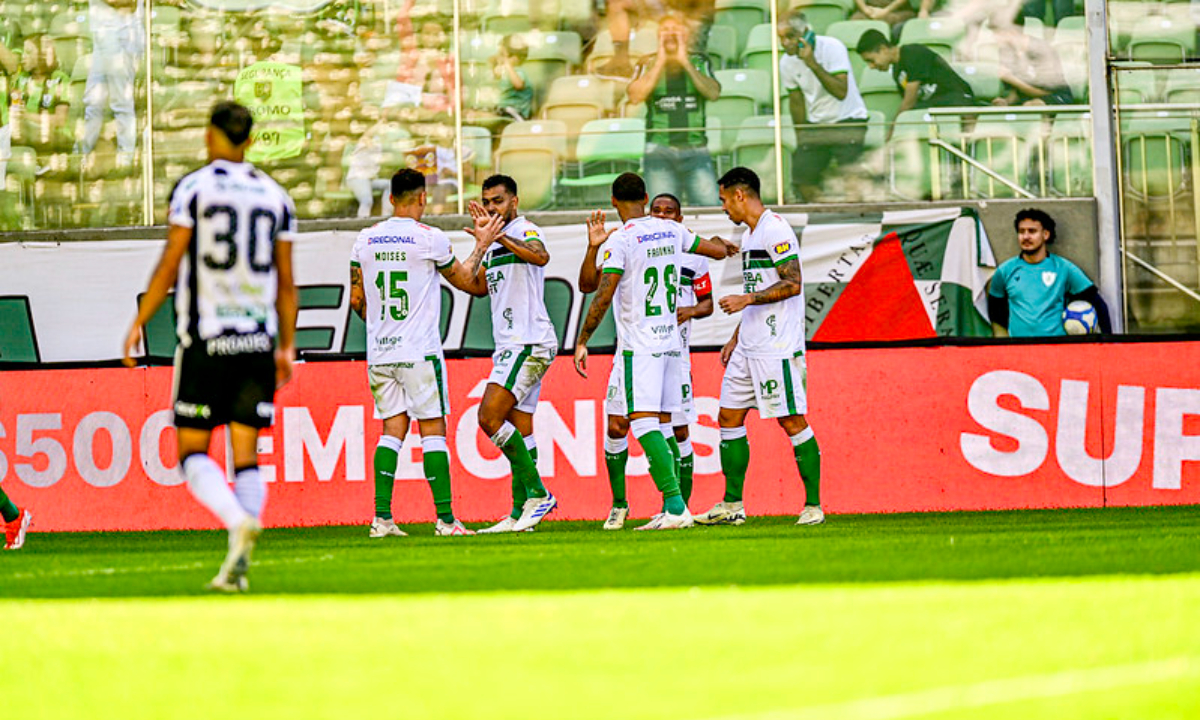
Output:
[464, 175, 560, 534]
[122, 102, 298, 591]
[588, 193, 715, 530]
[575, 173, 731, 530]
[350, 168, 504, 538]
[694, 168, 824, 527]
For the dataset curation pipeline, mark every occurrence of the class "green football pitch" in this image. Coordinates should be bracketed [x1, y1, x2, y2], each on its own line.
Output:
[5, 507, 1200, 719]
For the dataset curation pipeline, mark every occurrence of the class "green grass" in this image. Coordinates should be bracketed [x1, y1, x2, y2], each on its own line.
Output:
[5, 507, 1200, 718]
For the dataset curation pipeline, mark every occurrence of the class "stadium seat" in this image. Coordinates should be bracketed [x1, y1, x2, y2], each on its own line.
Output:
[888, 109, 963, 200]
[954, 61, 1002, 102]
[559, 118, 646, 204]
[741, 24, 776, 74]
[863, 109, 887, 150]
[529, 31, 583, 66]
[825, 20, 889, 79]
[1127, 16, 1195, 63]
[462, 125, 493, 171]
[731, 115, 797, 204]
[714, 0, 769, 56]
[858, 68, 902, 121]
[968, 112, 1045, 199]
[1164, 69, 1200, 104]
[1055, 16, 1086, 43]
[708, 69, 772, 154]
[789, 0, 854, 35]
[706, 24, 739, 69]
[462, 32, 500, 64]
[1048, 112, 1093, 197]
[482, 13, 532, 35]
[0, 296, 39, 363]
[1052, 38, 1089, 102]
[499, 119, 570, 156]
[586, 25, 660, 73]
[1122, 114, 1190, 199]
[497, 120, 570, 209]
[541, 75, 623, 160]
[713, 68, 773, 108]
[898, 18, 966, 62]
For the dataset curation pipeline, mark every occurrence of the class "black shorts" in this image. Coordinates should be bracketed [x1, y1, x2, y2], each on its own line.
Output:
[173, 340, 276, 430]
[793, 121, 868, 185]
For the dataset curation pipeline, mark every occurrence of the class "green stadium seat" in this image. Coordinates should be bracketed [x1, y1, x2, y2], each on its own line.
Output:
[714, 0, 769, 56]
[462, 125, 493, 170]
[1164, 69, 1200, 104]
[462, 32, 500, 64]
[0, 296, 39, 363]
[968, 112, 1045, 199]
[888, 109, 963, 200]
[544, 278, 573, 349]
[858, 68, 902, 121]
[706, 24, 739, 69]
[483, 13, 532, 35]
[1048, 112, 1093, 197]
[1055, 16, 1086, 44]
[789, 0, 854, 35]
[898, 18, 965, 62]
[825, 19, 889, 79]
[1127, 16, 1195, 63]
[954, 61, 1002, 102]
[732, 115, 797, 204]
[499, 120, 570, 156]
[741, 24, 775, 74]
[464, 296, 496, 353]
[559, 118, 646, 204]
[529, 31, 583, 66]
[863, 109, 887, 150]
[1053, 39, 1089, 102]
[497, 120, 569, 209]
[586, 25, 660, 73]
[1122, 114, 1190, 199]
[714, 68, 773, 108]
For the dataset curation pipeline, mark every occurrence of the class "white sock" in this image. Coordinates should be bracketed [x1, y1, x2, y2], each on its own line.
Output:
[790, 427, 815, 446]
[629, 417, 660, 439]
[604, 435, 628, 454]
[720, 426, 748, 441]
[233, 466, 267, 518]
[183, 453, 249, 530]
[679, 438, 694, 458]
[378, 434, 403, 454]
[489, 421, 517, 449]
[422, 435, 449, 454]
[659, 423, 673, 438]
[524, 434, 537, 451]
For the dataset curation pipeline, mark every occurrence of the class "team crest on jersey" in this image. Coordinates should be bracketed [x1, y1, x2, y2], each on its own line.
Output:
[773, 241, 791, 255]
[254, 81, 272, 100]
[1042, 271, 1057, 287]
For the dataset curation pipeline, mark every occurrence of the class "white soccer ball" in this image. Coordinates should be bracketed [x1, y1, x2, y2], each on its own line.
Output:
[1062, 300, 1098, 335]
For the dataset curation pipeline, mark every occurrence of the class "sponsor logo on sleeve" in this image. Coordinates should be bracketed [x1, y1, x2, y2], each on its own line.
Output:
[773, 241, 792, 255]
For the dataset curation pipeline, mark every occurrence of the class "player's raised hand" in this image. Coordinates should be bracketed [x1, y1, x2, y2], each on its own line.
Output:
[587, 210, 614, 248]
[574, 344, 588, 378]
[121, 322, 142, 367]
[714, 236, 739, 257]
[466, 199, 488, 221]
[720, 294, 752, 314]
[275, 345, 295, 389]
[465, 210, 504, 245]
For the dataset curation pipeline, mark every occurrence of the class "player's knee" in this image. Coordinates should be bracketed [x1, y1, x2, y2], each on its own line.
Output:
[673, 425, 690, 442]
[478, 405, 506, 437]
[607, 416, 630, 438]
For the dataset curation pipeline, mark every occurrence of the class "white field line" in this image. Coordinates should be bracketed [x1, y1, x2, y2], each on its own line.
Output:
[709, 656, 1199, 720]
[1, 553, 336, 581]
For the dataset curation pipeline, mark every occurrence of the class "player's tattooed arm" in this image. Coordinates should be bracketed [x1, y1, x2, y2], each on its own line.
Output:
[574, 270, 620, 377]
[349, 265, 366, 320]
[498, 235, 550, 266]
[719, 257, 802, 314]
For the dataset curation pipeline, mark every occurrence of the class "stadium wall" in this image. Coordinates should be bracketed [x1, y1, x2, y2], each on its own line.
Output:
[2, 340, 1198, 532]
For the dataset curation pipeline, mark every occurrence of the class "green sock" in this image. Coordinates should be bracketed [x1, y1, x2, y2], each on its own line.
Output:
[720, 434, 750, 503]
[423, 446, 455, 524]
[795, 436, 821, 506]
[498, 429, 547, 499]
[374, 439, 400, 520]
[638, 429, 684, 515]
[0, 486, 18, 523]
[510, 446, 536, 520]
[663, 433, 681, 514]
[679, 449, 695, 504]
[605, 442, 629, 508]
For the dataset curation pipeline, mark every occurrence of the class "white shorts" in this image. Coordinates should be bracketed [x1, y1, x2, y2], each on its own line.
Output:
[719, 349, 807, 420]
[368, 355, 450, 421]
[487, 343, 556, 414]
[604, 350, 683, 417]
[670, 350, 697, 426]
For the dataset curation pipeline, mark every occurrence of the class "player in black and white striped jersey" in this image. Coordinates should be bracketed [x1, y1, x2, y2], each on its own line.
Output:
[123, 101, 298, 592]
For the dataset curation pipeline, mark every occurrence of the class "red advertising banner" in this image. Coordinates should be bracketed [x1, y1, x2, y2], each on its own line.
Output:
[2, 342, 1199, 532]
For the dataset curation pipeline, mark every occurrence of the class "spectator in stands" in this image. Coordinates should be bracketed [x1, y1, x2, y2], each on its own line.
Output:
[493, 36, 532, 121]
[852, 0, 936, 28]
[857, 29, 976, 138]
[76, 0, 145, 168]
[778, 13, 870, 203]
[992, 24, 1074, 106]
[627, 14, 721, 207]
[11, 35, 73, 152]
[346, 122, 391, 218]
[988, 208, 1111, 337]
[0, 29, 21, 185]
[599, 0, 714, 77]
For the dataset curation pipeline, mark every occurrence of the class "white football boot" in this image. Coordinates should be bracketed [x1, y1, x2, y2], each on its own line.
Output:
[369, 517, 408, 538]
[512, 493, 557, 532]
[796, 505, 826, 526]
[693, 501, 746, 526]
[477, 516, 519, 534]
[602, 506, 629, 530]
[435, 519, 476, 536]
[635, 508, 694, 531]
[208, 517, 261, 593]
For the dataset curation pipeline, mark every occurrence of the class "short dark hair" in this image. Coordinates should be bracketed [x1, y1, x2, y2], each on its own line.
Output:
[1015, 208, 1056, 243]
[391, 168, 427, 202]
[612, 172, 646, 202]
[211, 101, 253, 146]
[718, 167, 760, 197]
[855, 29, 892, 56]
[482, 174, 518, 196]
[651, 193, 681, 212]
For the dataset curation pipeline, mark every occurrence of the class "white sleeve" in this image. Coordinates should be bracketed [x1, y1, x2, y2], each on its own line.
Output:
[167, 176, 199, 228]
[820, 38, 853, 76]
[430, 229, 455, 269]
